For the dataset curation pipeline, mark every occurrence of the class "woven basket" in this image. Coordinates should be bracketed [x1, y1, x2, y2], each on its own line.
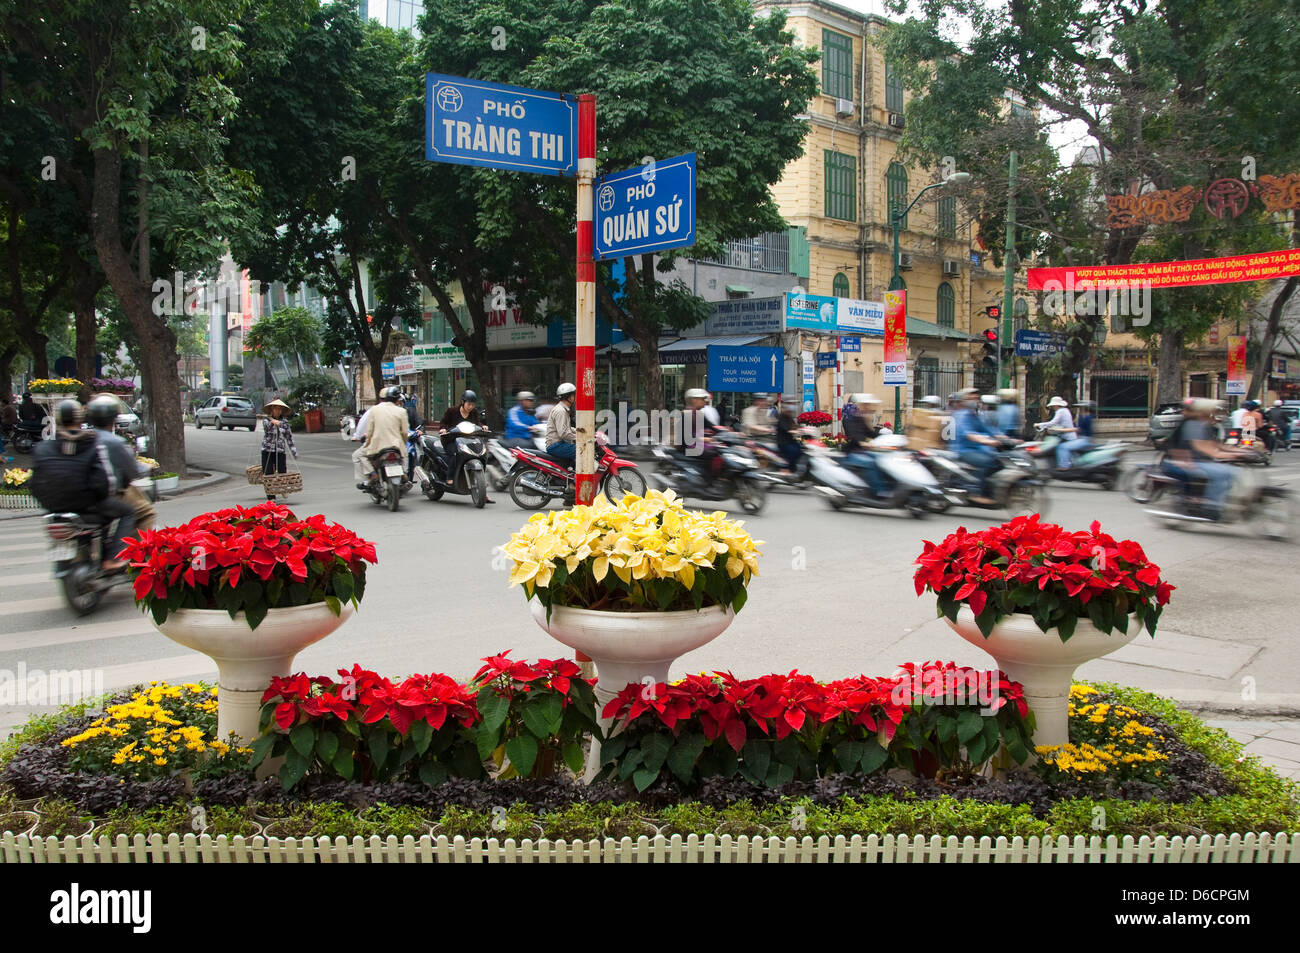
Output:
[262, 471, 303, 495]
[245, 465, 264, 485]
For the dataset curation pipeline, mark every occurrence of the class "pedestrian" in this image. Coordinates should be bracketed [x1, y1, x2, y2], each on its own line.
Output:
[260, 398, 298, 501]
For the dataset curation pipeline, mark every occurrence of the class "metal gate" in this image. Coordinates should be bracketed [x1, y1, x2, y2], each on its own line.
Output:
[913, 361, 967, 403]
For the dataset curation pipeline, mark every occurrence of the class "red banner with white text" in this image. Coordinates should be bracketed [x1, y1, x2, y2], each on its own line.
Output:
[1027, 249, 1300, 291]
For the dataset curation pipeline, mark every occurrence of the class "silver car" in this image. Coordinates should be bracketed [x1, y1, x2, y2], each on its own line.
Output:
[195, 395, 257, 431]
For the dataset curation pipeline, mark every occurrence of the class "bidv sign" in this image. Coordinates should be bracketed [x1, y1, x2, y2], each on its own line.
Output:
[593, 153, 696, 260]
[425, 73, 576, 176]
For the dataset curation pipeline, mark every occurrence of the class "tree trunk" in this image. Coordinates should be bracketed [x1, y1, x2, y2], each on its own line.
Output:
[89, 146, 187, 474]
[1246, 275, 1298, 401]
[627, 318, 664, 411]
[73, 260, 101, 389]
[22, 328, 50, 380]
[1156, 324, 1186, 405]
[0, 343, 16, 397]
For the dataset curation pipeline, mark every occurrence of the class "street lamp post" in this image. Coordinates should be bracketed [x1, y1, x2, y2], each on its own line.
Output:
[890, 171, 970, 428]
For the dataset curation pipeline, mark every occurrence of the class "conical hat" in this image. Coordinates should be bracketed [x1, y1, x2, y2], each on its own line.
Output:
[263, 398, 292, 414]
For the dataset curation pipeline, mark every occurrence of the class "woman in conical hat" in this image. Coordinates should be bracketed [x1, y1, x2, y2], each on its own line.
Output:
[259, 399, 298, 500]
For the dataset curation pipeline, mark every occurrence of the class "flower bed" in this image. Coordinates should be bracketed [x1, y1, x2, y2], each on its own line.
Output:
[27, 378, 82, 396]
[1, 680, 1296, 862]
[797, 410, 832, 427]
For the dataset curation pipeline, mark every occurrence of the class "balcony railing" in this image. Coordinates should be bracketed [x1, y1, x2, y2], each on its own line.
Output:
[697, 231, 790, 273]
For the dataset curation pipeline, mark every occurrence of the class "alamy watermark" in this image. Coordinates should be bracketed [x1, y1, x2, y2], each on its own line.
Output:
[1040, 275, 1152, 327]
[151, 268, 257, 318]
[0, 663, 104, 708]
[596, 401, 706, 455]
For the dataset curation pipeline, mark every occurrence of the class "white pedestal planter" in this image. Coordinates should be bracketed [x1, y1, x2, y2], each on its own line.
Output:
[946, 608, 1142, 749]
[153, 602, 354, 743]
[154, 475, 180, 493]
[529, 601, 735, 780]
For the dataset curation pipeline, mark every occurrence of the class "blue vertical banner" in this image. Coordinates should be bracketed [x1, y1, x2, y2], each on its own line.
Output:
[801, 350, 815, 413]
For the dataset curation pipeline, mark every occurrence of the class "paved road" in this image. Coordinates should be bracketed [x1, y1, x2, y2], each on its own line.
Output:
[2, 425, 1298, 777]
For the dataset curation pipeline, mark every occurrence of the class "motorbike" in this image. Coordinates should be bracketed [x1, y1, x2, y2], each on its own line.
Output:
[1224, 425, 1274, 463]
[509, 431, 648, 509]
[1141, 463, 1291, 540]
[751, 426, 822, 489]
[648, 435, 769, 514]
[3, 418, 45, 454]
[361, 445, 409, 511]
[916, 444, 1048, 517]
[809, 434, 951, 517]
[1016, 424, 1130, 489]
[486, 424, 547, 493]
[416, 420, 492, 508]
[44, 512, 130, 615]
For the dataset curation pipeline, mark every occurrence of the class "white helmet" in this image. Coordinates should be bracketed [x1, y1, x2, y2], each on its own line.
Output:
[1274, 400, 1283, 407]
[517, 391, 535, 401]
[981, 395, 999, 406]
[852, 393, 880, 405]
[919, 395, 943, 409]
[1048, 396, 1069, 408]
[685, 388, 709, 400]
[556, 382, 576, 399]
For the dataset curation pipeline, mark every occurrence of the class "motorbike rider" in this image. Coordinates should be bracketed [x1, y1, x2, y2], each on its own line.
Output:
[357, 386, 409, 489]
[676, 388, 723, 488]
[437, 389, 495, 502]
[1239, 400, 1267, 447]
[1266, 400, 1291, 450]
[908, 395, 946, 452]
[740, 395, 774, 437]
[995, 388, 1022, 437]
[30, 400, 118, 565]
[775, 398, 803, 472]
[86, 395, 150, 570]
[505, 390, 539, 449]
[544, 383, 578, 463]
[350, 402, 378, 483]
[0, 394, 16, 451]
[952, 387, 1000, 504]
[18, 392, 42, 424]
[842, 394, 888, 496]
[1055, 400, 1096, 470]
[701, 392, 722, 429]
[1161, 398, 1251, 518]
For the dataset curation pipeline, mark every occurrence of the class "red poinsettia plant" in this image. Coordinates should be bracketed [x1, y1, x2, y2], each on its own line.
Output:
[122, 501, 378, 630]
[914, 515, 1175, 642]
[797, 410, 833, 427]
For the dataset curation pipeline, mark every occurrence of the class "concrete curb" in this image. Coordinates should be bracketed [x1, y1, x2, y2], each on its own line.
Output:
[0, 468, 232, 521]
[1164, 691, 1300, 719]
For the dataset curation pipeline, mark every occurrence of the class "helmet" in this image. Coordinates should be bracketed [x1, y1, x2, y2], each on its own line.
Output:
[1188, 398, 1220, 415]
[919, 395, 943, 409]
[461, 390, 478, 403]
[380, 385, 402, 402]
[517, 391, 535, 401]
[86, 394, 122, 429]
[1275, 400, 1284, 407]
[1047, 396, 1069, 408]
[556, 382, 576, 399]
[55, 399, 84, 429]
[685, 388, 709, 400]
[998, 388, 1019, 399]
[981, 394, 999, 405]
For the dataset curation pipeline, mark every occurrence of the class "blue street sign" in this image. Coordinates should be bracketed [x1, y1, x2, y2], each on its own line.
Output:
[841, 336, 861, 352]
[815, 352, 837, 369]
[425, 73, 576, 176]
[706, 345, 784, 393]
[381, 361, 395, 376]
[593, 153, 696, 260]
[1014, 329, 1066, 358]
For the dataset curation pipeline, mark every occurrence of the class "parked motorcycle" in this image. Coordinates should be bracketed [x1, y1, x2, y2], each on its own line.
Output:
[44, 513, 130, 615]
[1141, 465, 1291, 540]
[416, 420, 492, 508]
[1017, 424, 1130, 489]
[809, 434, 951, 517]
[509, 431, 648, 509]
[2, 418, 45, 454]
[361, 445, 409, 511]
[649, 434, 769, 513]
[916, 446, 1048, 517]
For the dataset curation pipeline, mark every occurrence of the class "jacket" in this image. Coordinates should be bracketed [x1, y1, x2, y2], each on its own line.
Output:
[545, 401, 575, 447]
[362, 402, 410, 459]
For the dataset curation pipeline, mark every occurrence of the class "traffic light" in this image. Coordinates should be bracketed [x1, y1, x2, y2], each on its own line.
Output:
[983, 305, 1001, 321]
[981, 327, 999, 367]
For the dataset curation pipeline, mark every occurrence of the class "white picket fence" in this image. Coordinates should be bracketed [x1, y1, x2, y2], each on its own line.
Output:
[3, 831, 1296, 863]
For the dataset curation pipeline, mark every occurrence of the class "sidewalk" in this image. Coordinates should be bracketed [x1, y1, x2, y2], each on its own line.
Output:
[0, 468, 230, 521]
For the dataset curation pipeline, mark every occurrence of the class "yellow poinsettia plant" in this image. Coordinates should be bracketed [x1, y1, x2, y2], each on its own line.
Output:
[502, 490, 763, 619]
[27, 377, 82, 394]
[3, 467, 32, 488]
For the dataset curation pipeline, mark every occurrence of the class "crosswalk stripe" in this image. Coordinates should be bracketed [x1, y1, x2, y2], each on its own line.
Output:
[0, 542, 46, 553]
[0, 529, 45, 542]
[0, 554, 49, 569]
[4, 572, 52, 587]
[4, 597, 66, 615]
[0, 617, 156, 651]
[98, 654, 217, 691]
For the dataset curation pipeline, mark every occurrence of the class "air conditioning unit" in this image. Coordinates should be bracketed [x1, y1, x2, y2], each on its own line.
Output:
[834, 98, 855, 118]
[888, 112, 906, 129]
[942, 260, 960, 276]
[898, 253, 914, 270]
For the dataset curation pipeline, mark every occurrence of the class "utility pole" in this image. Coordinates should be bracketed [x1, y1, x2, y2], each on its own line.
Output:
[999, 150, 1018, 389]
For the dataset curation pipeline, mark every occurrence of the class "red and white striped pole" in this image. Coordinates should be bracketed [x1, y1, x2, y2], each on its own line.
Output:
[834, 335, 843, 435]
[574, 94, 598, 506]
